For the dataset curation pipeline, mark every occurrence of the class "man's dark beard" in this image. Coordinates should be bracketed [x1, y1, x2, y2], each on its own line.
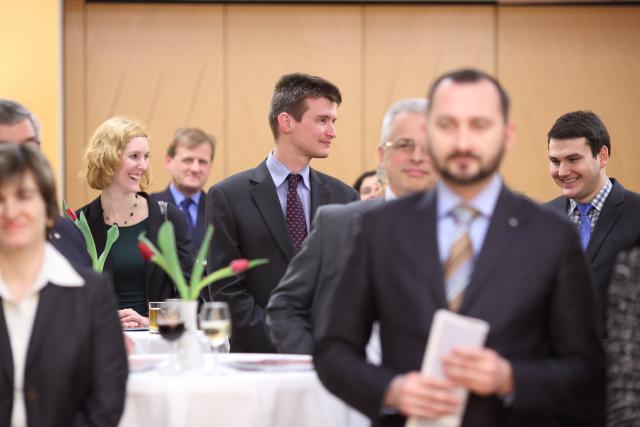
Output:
[431, 144, 506, 186]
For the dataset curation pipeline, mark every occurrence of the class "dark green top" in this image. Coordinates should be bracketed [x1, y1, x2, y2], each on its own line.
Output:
[109, 219, 148, 315]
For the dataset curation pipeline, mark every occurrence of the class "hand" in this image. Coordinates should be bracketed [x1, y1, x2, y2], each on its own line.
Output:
[383, 371, 459, 419]
[118, 308, 149, 328]
[442, 347, 513, 396]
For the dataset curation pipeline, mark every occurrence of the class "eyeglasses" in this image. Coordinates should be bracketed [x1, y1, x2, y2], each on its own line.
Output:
[383, 138, 427, 154]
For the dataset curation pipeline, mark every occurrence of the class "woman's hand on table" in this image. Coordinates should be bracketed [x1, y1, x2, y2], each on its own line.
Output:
[118, 308, 149, 328]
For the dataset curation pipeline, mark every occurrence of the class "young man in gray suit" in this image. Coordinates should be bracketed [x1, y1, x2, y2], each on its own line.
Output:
[205, 73, 358, 353]
[266, 98, 438, 356]
[314, 69, 604, 427]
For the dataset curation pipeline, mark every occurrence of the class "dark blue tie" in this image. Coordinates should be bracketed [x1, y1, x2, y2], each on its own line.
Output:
[180, 198, 195, 236]
[577, 203, 593, 250]
[286, 174, 308, 253]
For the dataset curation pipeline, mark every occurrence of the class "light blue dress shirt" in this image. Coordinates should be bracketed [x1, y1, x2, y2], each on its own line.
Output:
[169, 183, 201, 226]
[436, 174, 503, 263]
[266, 152, 311, 232]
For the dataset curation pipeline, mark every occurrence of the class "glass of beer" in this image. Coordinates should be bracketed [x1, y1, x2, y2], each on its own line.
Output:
[148, 302, 164, 333]
[199, 302, 231, 374]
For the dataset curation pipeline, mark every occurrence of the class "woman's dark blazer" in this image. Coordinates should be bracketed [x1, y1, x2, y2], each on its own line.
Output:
[0, 268, 128, 427]
[79, 192, 195, 304]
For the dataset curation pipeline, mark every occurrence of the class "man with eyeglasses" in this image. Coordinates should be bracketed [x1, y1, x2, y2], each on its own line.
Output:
[267, 98, 437, 356]
[0, 99, 91, 268]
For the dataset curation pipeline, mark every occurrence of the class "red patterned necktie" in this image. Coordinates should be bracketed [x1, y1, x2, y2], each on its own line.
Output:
[286, 173, 308, 253]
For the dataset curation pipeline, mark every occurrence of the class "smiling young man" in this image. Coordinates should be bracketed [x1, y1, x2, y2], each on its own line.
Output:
[151, 128, 215, 251]
[547, 111, 640, 313]
[205, 73, 358, 353]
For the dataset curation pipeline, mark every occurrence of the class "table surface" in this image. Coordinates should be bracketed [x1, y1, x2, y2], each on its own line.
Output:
[120, 335, 369, 427]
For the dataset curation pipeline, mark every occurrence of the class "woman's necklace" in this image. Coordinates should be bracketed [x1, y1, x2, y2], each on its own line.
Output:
[104, 194, 139, 226]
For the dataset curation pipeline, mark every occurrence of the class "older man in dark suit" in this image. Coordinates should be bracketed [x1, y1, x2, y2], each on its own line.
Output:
[0, 99, 91, 268]
[152, 128, 215, 252]
[205, 73, 358, 353]
[266, 97, 438, 356]
[314, 69, 604, 427]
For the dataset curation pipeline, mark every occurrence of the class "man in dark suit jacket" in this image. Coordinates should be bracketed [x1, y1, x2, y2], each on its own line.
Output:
[314, 69, 604, 427]
[0, 98, 92, 268]
[152, 127, 215, 252]
[267, 98, 438, 355]
[206, 73, 359, 353]
[546, 110, 640, 313]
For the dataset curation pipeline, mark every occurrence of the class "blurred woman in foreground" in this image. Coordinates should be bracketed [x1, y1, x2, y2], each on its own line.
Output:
[0, 143, 127, 426]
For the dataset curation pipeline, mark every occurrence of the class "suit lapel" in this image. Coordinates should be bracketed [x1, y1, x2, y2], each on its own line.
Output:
[586, 180, 624, 262]
[416, 192, 448, 308]
[194, 190, 207, 246]
[0, 304, 13, 390]
[309, 169, 330, 223]
[25, 284, 60, 371]
[250, 162, 295, 261]
[460, 187, 524, 313]
[84, 197, 108, 255]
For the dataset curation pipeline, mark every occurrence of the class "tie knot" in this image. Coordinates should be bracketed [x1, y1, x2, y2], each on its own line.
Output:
[452, 205, 478, 226]
[576, 203, 593, 217]
[180, 198, 194, 209]
[287, 173, 302, 189]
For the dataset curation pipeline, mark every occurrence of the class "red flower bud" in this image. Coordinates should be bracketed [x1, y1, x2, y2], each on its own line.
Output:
[66, 208, 77, 222]
[230, 259, 250, 273]
[137, 242, 155, 261]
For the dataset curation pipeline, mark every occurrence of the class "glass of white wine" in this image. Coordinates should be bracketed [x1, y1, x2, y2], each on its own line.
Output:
[199, 301, 231, 374]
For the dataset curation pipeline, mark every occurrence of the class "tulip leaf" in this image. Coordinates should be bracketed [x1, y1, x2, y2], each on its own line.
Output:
[96, 224, 119, 272]
[190, 225, 214, 290]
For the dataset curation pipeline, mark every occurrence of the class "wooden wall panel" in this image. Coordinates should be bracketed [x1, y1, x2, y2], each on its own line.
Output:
[363, 5, 496, 174]
[67, 2, 224, 207]
[226, 5, 363, 183]
[498, 6, 640, 201]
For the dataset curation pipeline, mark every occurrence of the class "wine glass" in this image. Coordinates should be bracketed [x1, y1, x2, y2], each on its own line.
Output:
[157, 300, 185, 373]
[199, 302, 232, 374]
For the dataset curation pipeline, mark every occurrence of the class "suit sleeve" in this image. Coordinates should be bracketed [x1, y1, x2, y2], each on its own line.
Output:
[510, 223, 605, 412]
[72, 275, 128, 427]
[314, 214, 399, 421]
[205, 185, 274, 352]
[266, 209, 326, 354]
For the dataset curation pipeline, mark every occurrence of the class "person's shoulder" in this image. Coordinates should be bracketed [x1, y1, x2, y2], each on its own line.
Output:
[316, 199, 375, 219]
[507, 189, 573, 230]
[310, 169, 358, 200]
[210, 165, 260, 192]
[149, 186, 172, 202]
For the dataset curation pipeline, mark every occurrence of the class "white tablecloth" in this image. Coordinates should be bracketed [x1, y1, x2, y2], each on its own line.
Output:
[120, 353, 369, 427]
[124, 330, 212, 354]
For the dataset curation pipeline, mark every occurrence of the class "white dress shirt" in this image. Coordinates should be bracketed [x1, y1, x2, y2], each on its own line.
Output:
[0, 243, 84, 427]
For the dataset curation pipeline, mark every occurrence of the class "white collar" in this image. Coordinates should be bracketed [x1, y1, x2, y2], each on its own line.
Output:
[0, 243, 84, 302]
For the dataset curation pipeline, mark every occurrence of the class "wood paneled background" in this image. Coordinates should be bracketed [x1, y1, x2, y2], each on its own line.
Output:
[64, 1, 640, 208]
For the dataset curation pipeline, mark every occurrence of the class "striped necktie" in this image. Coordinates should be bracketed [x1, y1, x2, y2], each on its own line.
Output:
[444, 205, 478, 312]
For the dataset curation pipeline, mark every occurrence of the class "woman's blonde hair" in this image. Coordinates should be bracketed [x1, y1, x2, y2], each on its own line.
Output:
[82, 116, 150, 191]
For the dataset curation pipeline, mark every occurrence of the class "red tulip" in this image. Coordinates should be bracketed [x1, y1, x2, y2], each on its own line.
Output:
[137, 242, 155, 261]
[66, 208, 77, 222]
[230, 259, 250, 273]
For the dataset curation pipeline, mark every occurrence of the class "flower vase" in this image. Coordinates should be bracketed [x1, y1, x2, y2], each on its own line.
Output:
[179, 300, 204, 369]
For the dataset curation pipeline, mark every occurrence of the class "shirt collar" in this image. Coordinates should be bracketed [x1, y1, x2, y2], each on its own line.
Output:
[567, 177, 612, 215]
[437, 174, 503, 219]
[266, 151, 311, 190]
[0, 243, 84, 302]
[169, 183, 201, 206]
[384, 186, 398, 202]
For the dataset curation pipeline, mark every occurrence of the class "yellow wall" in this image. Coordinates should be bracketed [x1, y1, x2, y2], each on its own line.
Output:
[0, 0, 62, 188]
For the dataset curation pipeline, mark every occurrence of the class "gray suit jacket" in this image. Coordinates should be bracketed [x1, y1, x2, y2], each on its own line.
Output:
[267, 198, 383, 354]
[205, 160, 359, 353]
[546, 178, 640, 314]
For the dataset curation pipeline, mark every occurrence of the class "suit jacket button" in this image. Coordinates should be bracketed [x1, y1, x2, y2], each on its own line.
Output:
[26, 389, 38, 401]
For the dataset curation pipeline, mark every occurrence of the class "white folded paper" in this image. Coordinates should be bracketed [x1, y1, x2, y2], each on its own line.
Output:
[405, 309, 489, 427]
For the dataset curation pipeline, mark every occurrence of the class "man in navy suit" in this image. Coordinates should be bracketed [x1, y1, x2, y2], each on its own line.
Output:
[547, 110, 640, 314]
[314, 69, 604, 427]
[0, 99, 91, 268]
[151, 128, 215, 252]
[205, 73, 359, 353]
